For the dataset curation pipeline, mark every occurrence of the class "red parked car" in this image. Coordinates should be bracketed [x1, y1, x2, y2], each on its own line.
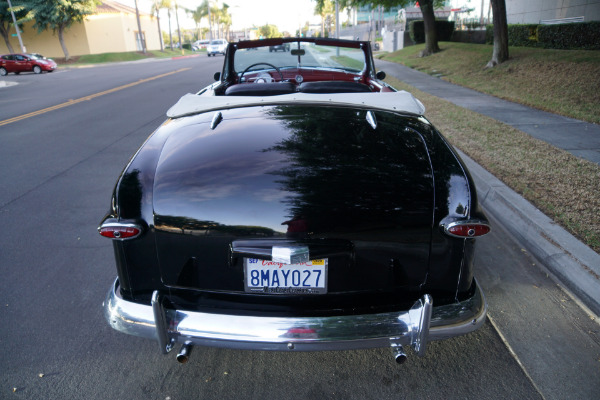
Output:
[0, 53, 57, 75]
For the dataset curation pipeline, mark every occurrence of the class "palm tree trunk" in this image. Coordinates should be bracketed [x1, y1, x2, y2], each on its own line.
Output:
[156, 8, 164, 51]
[168, 8, 173, 49]
[175, 2, 182, 50]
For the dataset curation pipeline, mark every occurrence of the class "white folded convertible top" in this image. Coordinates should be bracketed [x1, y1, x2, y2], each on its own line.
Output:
[166, 91, 426, 119]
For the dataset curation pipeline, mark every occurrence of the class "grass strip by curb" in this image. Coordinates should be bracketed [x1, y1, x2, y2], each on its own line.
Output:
[54, 49, 201, 66]
[385, 76, 600, 253]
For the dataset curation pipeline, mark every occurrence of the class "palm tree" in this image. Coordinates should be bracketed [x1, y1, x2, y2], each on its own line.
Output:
[314, 0, 334, 37]
[174, 0, 183, 51]
[218, 3, 231, 40]
[155, 0, 174, 50]
[189, 3, 208, 40]
[152, 0, 171, 51]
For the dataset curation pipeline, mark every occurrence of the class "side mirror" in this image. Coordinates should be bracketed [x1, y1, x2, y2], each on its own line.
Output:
[214, 72, 221, 81]
[376, 71, 386, 80]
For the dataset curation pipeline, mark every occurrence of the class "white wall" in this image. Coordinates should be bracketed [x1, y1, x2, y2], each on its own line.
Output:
[505, 0, 600, 23]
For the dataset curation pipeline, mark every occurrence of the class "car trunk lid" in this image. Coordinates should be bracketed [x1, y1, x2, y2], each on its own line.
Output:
[152, 105, 434, 299]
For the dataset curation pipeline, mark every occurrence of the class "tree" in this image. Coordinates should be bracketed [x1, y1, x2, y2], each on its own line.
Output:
[166, 1, 173, 49]
[417, 0, 439, 56]
[314, 0, 334, 37]
[152, 0, 170, 51]
[487, 0, 508, 67]
[24, 0, 99, 60]
[217, 3, 231, 40]
[340, 0, 446, 57]
[1, 0, 32, 53]
[189, 2, 207, 40]
[174, 0, 182, 49]
[258, 24, 280, 39]
[193, 0, 219, 40]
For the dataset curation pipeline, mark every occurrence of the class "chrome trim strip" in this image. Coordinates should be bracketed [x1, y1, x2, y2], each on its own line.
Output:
[104, 278, 486, 354]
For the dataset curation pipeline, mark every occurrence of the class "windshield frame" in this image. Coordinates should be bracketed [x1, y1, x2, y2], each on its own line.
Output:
[222, 38, 376, 84]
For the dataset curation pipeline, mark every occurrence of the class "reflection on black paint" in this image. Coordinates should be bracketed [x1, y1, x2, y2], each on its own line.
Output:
[264, 106, 433, 235]
[152, 105, 437, 293]
[155, 215, 279, 237]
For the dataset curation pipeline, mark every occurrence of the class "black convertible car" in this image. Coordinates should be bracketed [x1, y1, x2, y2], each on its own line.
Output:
[100, 38, 490, 364]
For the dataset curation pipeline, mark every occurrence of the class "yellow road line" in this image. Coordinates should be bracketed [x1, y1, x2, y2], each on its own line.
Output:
[0, 68, 190, 127]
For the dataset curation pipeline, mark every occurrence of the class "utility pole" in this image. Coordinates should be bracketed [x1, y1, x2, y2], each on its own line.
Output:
[6, 0, 25, 53]
[134, 0, 147, 53]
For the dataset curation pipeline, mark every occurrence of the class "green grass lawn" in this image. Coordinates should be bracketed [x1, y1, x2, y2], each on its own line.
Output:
[381, 42, 600, 124]
[330, 55, 364, 70]
[55, 49, 200, 65]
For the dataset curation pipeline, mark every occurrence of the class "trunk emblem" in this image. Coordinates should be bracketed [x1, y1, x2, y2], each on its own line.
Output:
[272, 246, 310, 265]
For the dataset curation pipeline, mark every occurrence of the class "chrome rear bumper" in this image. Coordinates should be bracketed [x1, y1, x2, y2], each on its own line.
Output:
[103, 278, 486, 357]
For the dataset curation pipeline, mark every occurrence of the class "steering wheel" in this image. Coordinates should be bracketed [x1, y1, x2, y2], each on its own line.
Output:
[239, 62, 283, 83]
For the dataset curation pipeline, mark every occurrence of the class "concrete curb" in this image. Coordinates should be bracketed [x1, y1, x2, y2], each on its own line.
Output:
[457, 149, 600, 316]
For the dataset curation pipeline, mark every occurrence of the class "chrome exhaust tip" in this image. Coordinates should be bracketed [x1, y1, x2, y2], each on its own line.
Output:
[176, 342, 193, 364]
[394, 348, 408, 364]
[391, 342, 408, 364]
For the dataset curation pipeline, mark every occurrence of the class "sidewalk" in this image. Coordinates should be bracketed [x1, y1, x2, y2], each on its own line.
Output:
[376, 59, 600, 165]
[375, 59, 600, 316]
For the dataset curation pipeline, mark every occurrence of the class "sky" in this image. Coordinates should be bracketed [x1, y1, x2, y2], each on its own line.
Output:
[118, 0, 323, 34]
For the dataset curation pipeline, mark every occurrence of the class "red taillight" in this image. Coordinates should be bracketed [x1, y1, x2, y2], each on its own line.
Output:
[98, 224, 141, 240]
[443, 220, 491, 238]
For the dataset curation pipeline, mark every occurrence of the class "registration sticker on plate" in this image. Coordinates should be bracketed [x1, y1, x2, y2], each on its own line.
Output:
[244, 258, 328, 294]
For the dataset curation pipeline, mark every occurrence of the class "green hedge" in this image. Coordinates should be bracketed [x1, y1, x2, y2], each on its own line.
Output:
[409, 20, 455, 44]
[486, 21, 600, 50]
[538, 21, 600, 50]
[508, 24, 540, 47]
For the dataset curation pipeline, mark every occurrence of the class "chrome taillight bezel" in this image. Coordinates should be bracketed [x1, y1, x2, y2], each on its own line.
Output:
[98, 222, 143, 240]
[441, 220, 491, 239]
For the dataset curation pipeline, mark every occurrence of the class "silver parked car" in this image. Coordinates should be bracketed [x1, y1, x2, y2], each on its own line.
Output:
[207, 39, 228, 56]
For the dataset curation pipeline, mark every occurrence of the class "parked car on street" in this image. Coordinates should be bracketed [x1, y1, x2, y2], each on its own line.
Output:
[0, 53, 56, 75]
[207, 39, 228, 56]
[269, 43, 290, 52]
[100, 37, 490, 365]
[192, 39, 210, 51]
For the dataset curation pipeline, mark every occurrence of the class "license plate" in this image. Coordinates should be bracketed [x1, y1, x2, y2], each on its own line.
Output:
[244, 258, 328, 294]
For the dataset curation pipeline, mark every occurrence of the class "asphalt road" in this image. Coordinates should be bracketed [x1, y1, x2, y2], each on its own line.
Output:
[0, 56, 597, 400]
